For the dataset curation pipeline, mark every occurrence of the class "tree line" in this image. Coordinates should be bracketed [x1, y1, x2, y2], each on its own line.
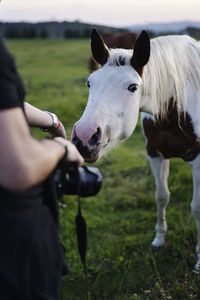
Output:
[0, 21, 123, 39]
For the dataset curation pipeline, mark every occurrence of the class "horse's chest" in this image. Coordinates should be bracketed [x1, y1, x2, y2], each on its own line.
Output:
[142, 110, 200, 161]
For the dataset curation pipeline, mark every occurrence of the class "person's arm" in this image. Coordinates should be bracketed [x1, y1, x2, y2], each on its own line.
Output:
[0, 107, 84, 192]
[24, 102, 66, 138]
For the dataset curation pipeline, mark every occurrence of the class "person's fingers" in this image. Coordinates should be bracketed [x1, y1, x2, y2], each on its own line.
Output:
[54, 137, 84, 165]
[64, 140, 84, 166]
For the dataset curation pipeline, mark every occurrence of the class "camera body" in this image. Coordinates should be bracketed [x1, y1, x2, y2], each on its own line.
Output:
[54, 165, 103, 199]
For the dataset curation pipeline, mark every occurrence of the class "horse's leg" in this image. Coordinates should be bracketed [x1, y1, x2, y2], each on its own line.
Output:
[190, 154, 200, 272]
[148, 155, 170, 248]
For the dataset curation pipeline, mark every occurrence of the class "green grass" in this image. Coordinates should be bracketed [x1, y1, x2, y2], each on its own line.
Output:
[7, 38, 200, 300]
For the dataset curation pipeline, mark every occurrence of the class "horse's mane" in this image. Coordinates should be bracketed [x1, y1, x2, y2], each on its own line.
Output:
[143, 35, 200, 118]
[108, 35, 200, 119]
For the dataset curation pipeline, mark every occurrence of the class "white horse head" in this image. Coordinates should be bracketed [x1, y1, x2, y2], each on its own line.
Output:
[72, 29, 150, 162]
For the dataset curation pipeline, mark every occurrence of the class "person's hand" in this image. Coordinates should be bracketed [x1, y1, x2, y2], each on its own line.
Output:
[48, 121, 67, 139]
[54, 137, 84, 166]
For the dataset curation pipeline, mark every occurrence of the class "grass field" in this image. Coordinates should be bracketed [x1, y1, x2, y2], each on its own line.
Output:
[7, 38, 200, 299]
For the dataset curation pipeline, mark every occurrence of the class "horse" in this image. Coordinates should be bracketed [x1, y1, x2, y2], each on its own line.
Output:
[88, 31, 137, 72]
[71, 29, 200, 272]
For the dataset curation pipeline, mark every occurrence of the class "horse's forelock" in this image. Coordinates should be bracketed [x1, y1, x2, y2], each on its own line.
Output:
[107, 49, 132, 67]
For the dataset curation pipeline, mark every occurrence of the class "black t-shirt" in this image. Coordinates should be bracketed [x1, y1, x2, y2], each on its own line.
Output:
[0, 36, 25, 111]
[0, 36, 42, 201]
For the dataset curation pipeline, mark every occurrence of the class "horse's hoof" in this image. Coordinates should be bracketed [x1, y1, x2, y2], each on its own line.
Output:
[151, 237, 165, 250]
[193, 263, 200, 274]
[151, 243, 164, 251]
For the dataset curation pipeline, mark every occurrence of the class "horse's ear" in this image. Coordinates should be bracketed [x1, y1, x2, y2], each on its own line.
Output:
[91, 29, 109, 66]
[131, 31, 150, 73]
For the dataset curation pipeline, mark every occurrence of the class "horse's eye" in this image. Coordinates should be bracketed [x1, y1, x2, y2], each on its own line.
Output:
[128, 83, 138, 93]
[86, 80, 90, 88]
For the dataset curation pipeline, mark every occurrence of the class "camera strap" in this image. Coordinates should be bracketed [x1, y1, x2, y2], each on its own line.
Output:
[75, 196, 87, 270]
[75, 172, 91, 299]
[75, 167, 87, 269]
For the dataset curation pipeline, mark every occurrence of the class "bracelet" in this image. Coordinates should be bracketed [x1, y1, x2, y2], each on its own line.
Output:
[41, 111, 60, 132]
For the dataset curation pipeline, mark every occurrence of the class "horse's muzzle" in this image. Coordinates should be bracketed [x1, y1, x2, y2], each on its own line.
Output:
[72, 136, 100, 163]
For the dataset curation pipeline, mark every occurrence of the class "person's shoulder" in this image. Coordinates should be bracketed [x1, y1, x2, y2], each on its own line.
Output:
[0, 35, 14, 64]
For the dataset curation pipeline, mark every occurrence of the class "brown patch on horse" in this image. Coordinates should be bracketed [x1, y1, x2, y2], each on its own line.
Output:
[135, 66, 144, 77]
[142, 99, 200, 161]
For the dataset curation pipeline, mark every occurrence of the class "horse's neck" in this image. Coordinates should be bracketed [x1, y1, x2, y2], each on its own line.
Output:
[139, 65, 174, 117]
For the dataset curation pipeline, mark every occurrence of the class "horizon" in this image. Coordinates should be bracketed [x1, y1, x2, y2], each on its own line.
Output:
[0, 18, 200, 28]
[0, 0, 200, 28]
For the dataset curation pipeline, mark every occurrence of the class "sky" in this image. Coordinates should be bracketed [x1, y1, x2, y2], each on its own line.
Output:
[0, 0, 200, 28]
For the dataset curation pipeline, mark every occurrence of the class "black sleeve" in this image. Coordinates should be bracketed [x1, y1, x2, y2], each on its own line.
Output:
[0, 36, 26, 111]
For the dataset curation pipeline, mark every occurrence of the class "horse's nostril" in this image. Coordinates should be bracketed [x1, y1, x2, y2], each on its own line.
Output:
[72, 135, 96, 160]
[89, 127, 101, 146]
[72, 136, 83, 148]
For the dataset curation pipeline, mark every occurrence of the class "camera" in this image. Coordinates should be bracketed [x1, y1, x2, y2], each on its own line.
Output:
[54, 165, 103, 199]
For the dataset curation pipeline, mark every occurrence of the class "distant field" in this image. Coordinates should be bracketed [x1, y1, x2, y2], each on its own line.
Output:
[7, 38, 200, 300]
